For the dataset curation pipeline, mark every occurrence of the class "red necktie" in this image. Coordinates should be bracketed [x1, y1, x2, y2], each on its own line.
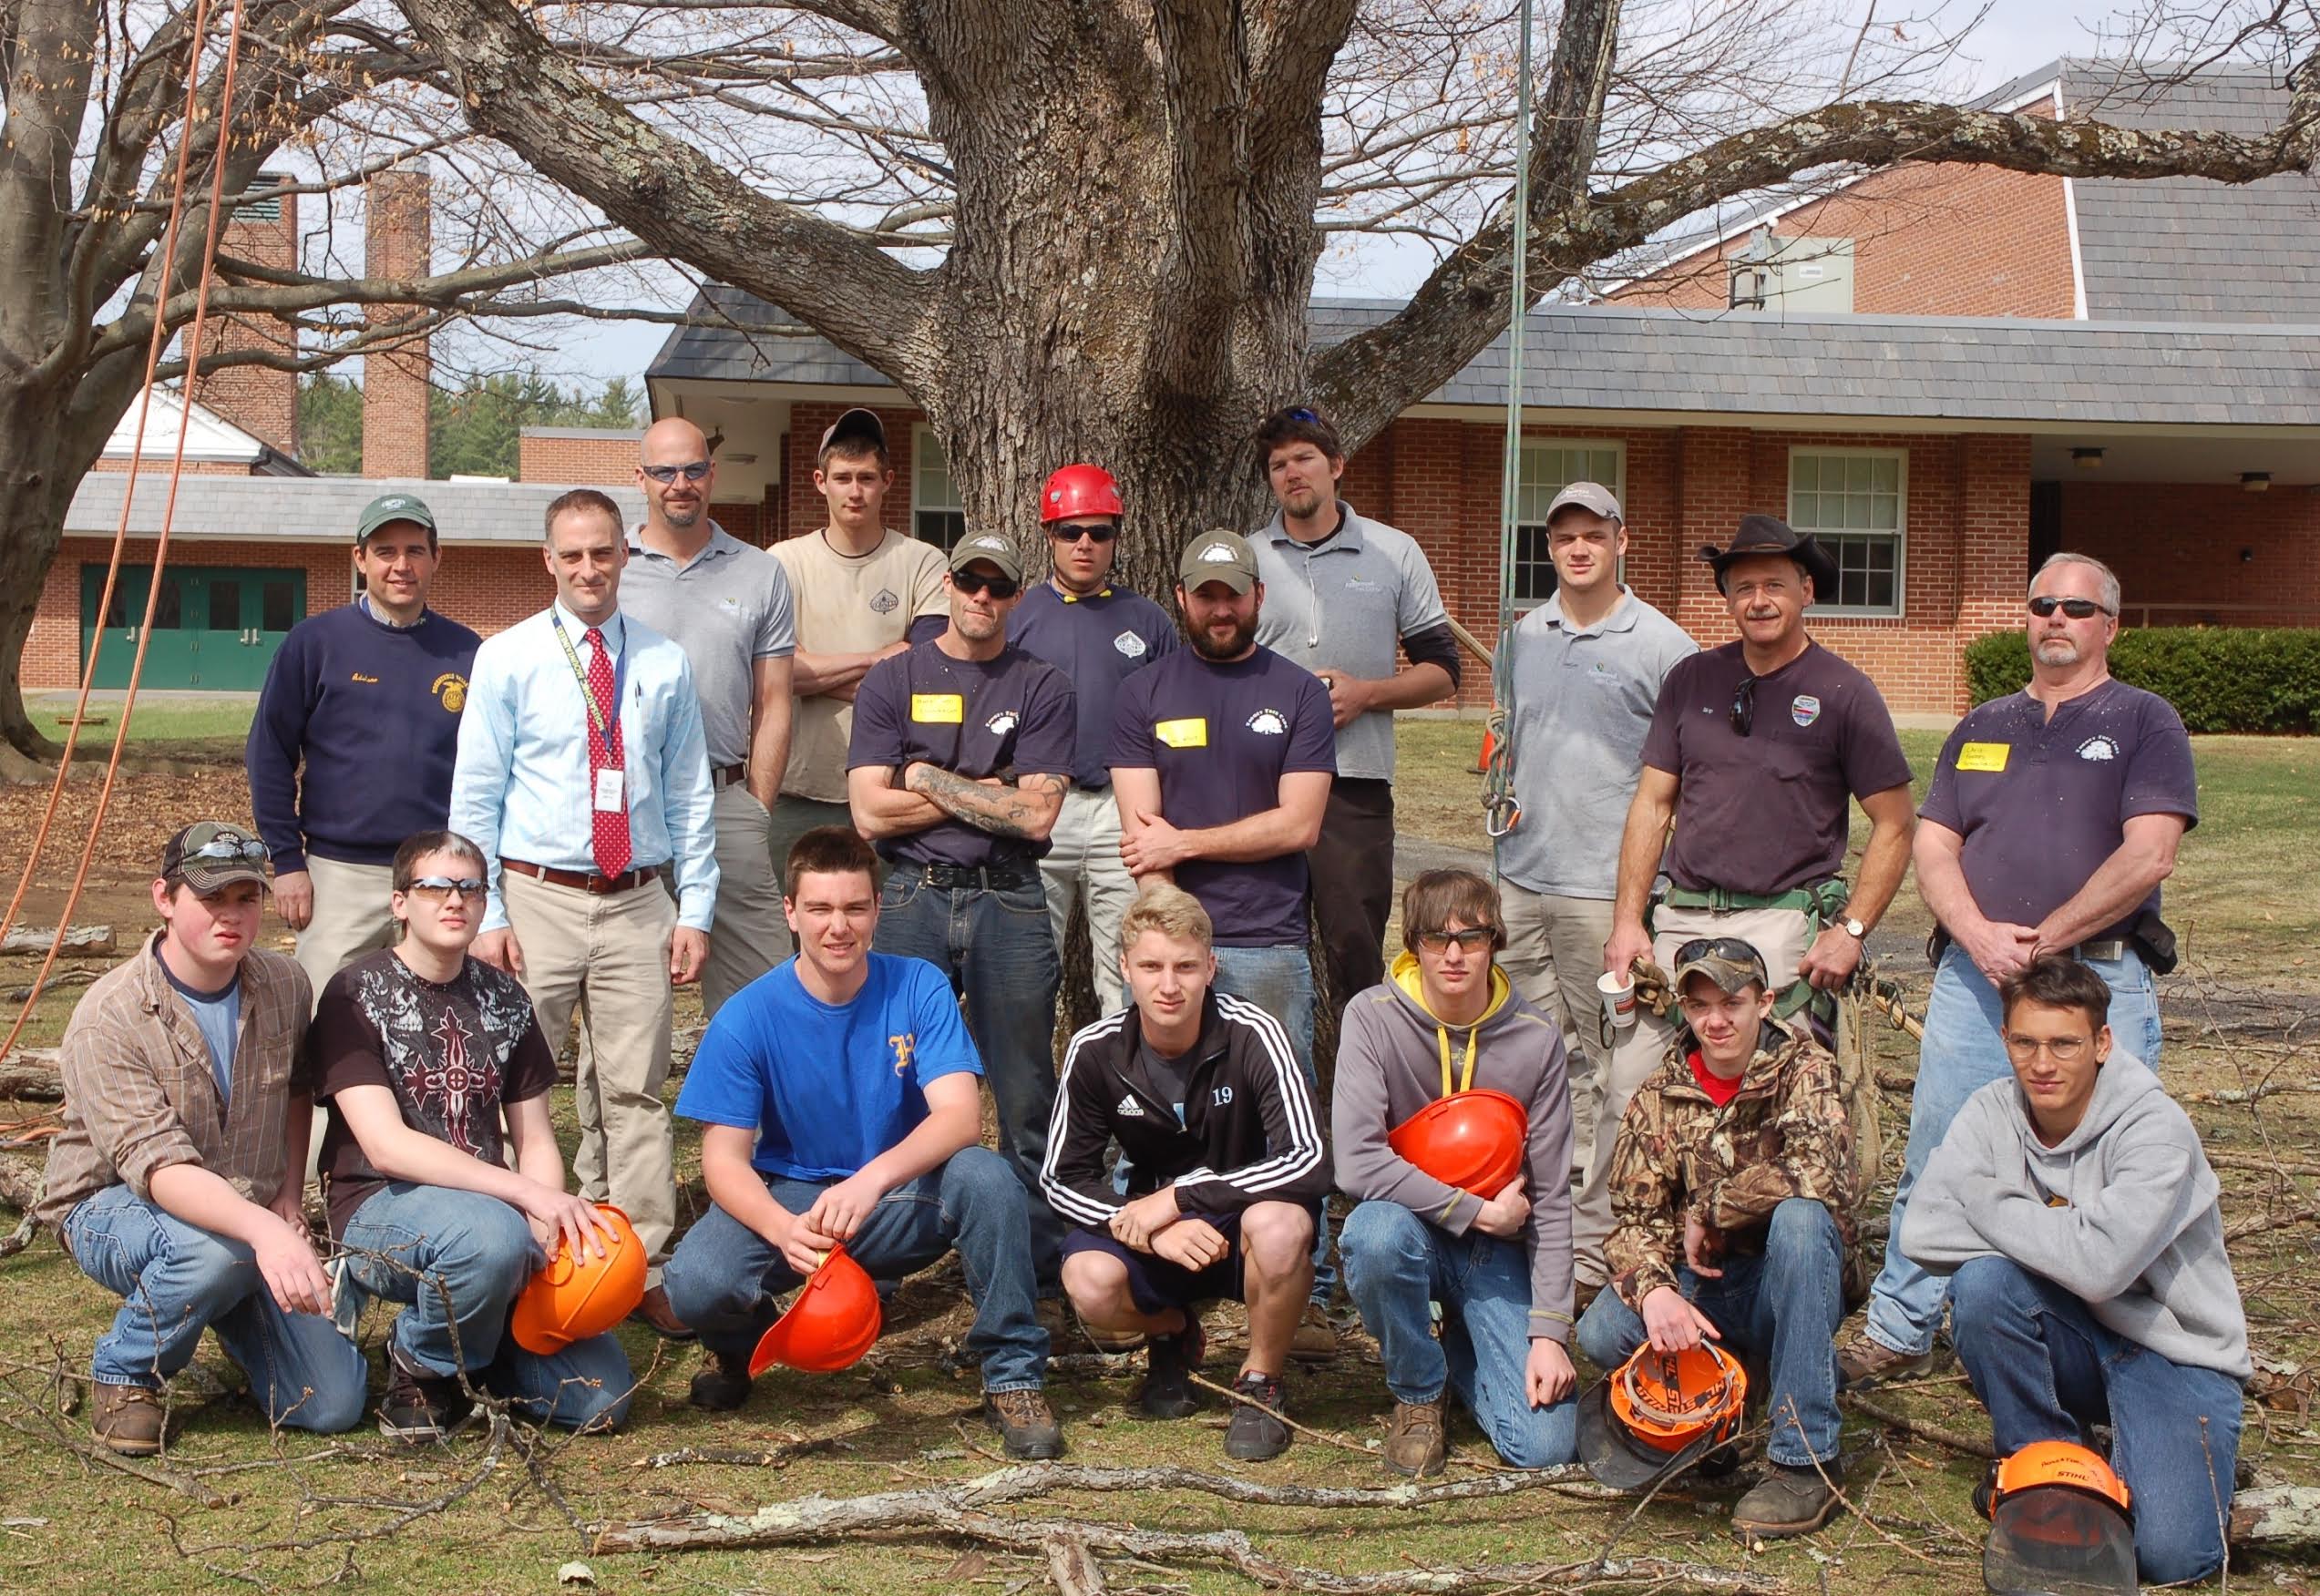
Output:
[585, 627, 632, 879]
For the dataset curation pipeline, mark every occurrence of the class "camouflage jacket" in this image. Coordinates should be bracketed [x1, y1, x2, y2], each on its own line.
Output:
[1606, 1020, 1866, 1310]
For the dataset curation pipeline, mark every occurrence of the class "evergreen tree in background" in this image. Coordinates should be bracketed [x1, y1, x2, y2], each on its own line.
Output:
[295, 370, 640, 477]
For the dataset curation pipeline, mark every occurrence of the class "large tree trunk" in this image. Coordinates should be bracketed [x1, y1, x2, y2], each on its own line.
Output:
[0, 387, 108, 762]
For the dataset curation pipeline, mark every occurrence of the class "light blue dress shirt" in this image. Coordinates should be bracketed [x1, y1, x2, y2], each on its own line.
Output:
[449, 601, 719, 934]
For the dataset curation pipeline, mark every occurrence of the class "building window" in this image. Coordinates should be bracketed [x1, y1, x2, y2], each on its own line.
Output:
[913, 426, 968, 550]
[1508, 440, 1624, 607]
[1787, 448, 1905, 616]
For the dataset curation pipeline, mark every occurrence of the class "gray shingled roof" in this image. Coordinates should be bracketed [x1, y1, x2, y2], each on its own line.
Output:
[649, 290, 2320, 427]
[65, 474, 647, 543]
[645, 285, 889, 387]
[2061, 60, 2320, 322]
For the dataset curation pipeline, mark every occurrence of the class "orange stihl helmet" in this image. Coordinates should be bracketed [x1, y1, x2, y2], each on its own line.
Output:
[1387, 1089, 1527, 1198]
[1982, 1440, 2138, 1596]
[1041, 464, 1124, 524]
[1578, 1339, 1749, 1490]
[750, 1243, 884, 1376]
[508, 1204, 647, 1356]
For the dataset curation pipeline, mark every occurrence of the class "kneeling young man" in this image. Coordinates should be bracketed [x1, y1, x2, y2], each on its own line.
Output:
[39, 823, 366, 1454]
[1335, 870, 1578, 1478]
[1042, 885, 1328, 1460]
[1576, 939, 1861, 1537]
[662, 826, 1061, 1458]
[1903, 957, 2246, 1585]
[314, 831, 632, 1440]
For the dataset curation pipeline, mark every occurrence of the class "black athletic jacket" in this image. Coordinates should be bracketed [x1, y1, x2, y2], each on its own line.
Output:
[1041, 990, 1331, 1225]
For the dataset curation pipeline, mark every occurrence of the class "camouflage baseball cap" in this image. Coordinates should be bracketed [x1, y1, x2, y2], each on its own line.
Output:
[1670, 936, 1769, 998]
[159, 821, 272, 894]
[1177, 528, 1258, 594]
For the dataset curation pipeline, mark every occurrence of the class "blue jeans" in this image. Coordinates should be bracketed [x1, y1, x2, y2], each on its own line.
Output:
[342, 1183, 632, 1432]
[1864, 946, 2162, 1356]
[1949, 1255, 2240, 1585]
[873, 867, 1062, 1291]
[62, 1184, 366, 1432]
[663, 1147, 1048, 1393]
[1211, 942, 1332, 1306]
[1576, 1199, 1845, 1468]
[1339, 1201, 1576, 1468]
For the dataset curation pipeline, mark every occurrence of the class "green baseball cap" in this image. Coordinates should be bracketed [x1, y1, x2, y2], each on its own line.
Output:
[1178, 529, 1258, 594]
[948, 532, 1025, 585]
[354, 492, 437, 544]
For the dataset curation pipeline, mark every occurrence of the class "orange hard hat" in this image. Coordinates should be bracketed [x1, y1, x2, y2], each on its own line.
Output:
[1578, 1339, 1749, 1491]
[750, 1243, 884, 1376]
[509, 1204, 647, 1356]
[1041, 464, 1124, 524]
[1387, 1089, 1527, 1198]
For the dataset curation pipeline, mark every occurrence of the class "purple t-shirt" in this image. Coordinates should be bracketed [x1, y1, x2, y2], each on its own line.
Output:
[1919, 680, 2197, 943]
[848, 639, 1076, 868]
[1108, 646, 1336, 946]
[1641, 639, 1914, 897]
[1007, 582, 1179, 789]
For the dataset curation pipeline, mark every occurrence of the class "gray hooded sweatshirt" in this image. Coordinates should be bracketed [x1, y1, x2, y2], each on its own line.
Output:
[1334, 955, 1575, 1343]
[1901, 1053, 2249, 1380]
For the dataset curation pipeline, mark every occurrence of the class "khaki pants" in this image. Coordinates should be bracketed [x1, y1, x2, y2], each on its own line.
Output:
[504, 867, 679, 1279]
[1497, 883, 1617, 1187]
[1039, 786, 1137, 1015]
[1571, 902, 1816, 1286]
[698, 783, 786, 1018]
[293, 855, 399, 1013]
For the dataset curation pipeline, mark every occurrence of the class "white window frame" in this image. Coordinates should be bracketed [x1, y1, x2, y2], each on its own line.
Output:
[911, 424, 968, 551]
[1505, 437, 1627, 611]
[1785, 445, 1907, 619]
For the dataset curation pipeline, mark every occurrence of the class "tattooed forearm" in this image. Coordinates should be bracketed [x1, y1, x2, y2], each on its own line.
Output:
[908, 766, 1067, 839]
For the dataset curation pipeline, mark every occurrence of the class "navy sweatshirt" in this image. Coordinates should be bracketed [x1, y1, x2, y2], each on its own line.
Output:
[246, 600, 482, 871]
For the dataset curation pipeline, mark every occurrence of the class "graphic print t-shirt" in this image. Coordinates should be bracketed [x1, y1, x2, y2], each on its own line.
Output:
[312, 948, 559, 1238]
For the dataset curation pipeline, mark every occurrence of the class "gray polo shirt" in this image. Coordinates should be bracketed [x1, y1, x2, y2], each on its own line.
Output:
[1252, 501, 1448, 783]
[621, 523, 796, 769]
[1494, 589, 1697, 900]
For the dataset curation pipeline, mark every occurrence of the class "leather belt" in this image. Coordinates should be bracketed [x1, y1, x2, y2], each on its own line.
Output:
[2068, 938, 2131, 964]
[710, 763, 747, 790]
[502, 858, 662, 895]
[894, 859, 1036, 892]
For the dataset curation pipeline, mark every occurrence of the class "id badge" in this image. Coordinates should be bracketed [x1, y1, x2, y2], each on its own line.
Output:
[593, 767, 625, 812]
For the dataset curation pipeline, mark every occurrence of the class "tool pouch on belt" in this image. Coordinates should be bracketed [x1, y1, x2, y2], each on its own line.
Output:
[2132, 909, 2179, 976]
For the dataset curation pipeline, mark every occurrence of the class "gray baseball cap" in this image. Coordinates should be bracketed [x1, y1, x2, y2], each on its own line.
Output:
[355, 492, 436, 544]
[948, 532, 1024, 585]
[160, 821, 272, 895]
[1177, 529, 1259, 594]
[1545, 481, 1623, 524]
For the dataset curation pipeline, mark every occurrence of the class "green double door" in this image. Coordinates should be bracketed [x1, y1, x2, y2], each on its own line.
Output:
[79, 565, 307, 691]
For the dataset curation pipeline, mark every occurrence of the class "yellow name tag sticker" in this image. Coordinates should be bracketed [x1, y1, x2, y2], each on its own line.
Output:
[909, 693, 964, 724]
[1154, 717, 1209, 749]
[1956, 742, 2011, 772]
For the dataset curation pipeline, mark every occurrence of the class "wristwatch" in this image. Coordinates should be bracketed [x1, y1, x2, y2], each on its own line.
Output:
[1841, 916, 1867, 939]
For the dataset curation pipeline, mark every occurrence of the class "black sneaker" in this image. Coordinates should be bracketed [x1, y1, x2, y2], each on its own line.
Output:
[1223, 1371, 1291, 1461]
[983, 1389, 1065, 1460]
[379, 1352, 468, 1444]
[688, 1348, 754, 1412]
[1139, 1316, 1206, 1419]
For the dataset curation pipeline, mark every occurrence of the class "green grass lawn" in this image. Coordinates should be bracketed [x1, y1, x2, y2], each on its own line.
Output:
[27, 693, 257, 760]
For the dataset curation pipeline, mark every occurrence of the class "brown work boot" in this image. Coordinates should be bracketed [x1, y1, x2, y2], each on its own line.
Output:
[91, 1381, 166, 1457]
[1835, 1335, 1937, 1389]
[1731, 1461, 1841, 1539]
[1289, 1303, 1339, 1362]
[1383, 1397, 1448, 1478]
[628, 1284, 697, 1341]
[983, 1388, 1065, 1460]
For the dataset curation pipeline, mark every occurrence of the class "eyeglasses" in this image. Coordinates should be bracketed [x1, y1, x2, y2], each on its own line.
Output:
[180, 835, 270, 864]
[2027, 596, 2112, 619]
[2004, 1033, 2094, 1062]
[1672, 936, 1765, 970]
[1049, 522, 1118, 545]
[1729, 676, 1757, 737]
[405, 876, 486, 901]
[1415, 927, 1496, 953]
[642, 461, 712, 484]
[952, 569, 1021, 599]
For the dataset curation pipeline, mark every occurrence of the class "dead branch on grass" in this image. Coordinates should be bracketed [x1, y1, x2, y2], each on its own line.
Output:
[1838, 1393, 1995, 1460]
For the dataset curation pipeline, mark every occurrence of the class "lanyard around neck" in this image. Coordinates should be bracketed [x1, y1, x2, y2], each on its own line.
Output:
[551, 611, 625, 745]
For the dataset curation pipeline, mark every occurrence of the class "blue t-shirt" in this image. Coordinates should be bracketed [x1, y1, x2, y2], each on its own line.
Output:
[1106, 645, 1337, 946]
[161, 964, 241, 1103]
[1007, 583, 1178, 789]
[673, 953, 982, 1181]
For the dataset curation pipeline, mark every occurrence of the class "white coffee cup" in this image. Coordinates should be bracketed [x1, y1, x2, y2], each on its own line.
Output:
[1597, 969, 1639, 1031]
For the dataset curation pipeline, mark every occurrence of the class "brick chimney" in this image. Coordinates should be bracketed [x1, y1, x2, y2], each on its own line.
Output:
[190, 172, 299, 456]
[362, 164, 433, 479]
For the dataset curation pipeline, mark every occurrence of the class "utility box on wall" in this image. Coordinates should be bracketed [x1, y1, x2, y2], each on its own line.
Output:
[1730, 234, 1857, 313]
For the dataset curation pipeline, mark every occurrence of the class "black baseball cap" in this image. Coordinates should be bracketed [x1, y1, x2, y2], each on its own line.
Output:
[817, 408, 887, 456]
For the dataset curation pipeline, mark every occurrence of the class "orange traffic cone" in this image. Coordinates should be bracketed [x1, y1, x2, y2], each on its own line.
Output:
[1472, 721, 1496, 774]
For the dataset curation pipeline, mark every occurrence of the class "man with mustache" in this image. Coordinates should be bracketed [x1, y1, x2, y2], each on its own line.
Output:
[1577, 516, 1914, 1301]
[1843, 552, 2194, 1388]
[1109, 530, 1340, 1355]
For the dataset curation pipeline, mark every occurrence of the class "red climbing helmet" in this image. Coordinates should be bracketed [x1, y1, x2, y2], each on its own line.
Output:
[1041, 464, 1124, 524]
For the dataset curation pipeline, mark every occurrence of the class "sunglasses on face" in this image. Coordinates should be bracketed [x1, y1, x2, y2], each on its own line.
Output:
[642, 461, 712, 484]
[1050, 522, 1119, 545]
[1729, 676, 1757, 737]
[1285, 406, 1323, 425]
[952, 570, 1021, 599]
[2027, 596, 2111, 619]
[405, 876, 486, 901]
[1415, 927, 1496, 953]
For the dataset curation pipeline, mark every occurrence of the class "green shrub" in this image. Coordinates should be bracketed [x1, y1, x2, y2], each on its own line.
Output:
[1963, 628, 2320, 733]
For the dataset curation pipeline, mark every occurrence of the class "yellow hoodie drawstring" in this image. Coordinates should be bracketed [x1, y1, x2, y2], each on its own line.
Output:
[1438, 1021, 1479, 1099]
